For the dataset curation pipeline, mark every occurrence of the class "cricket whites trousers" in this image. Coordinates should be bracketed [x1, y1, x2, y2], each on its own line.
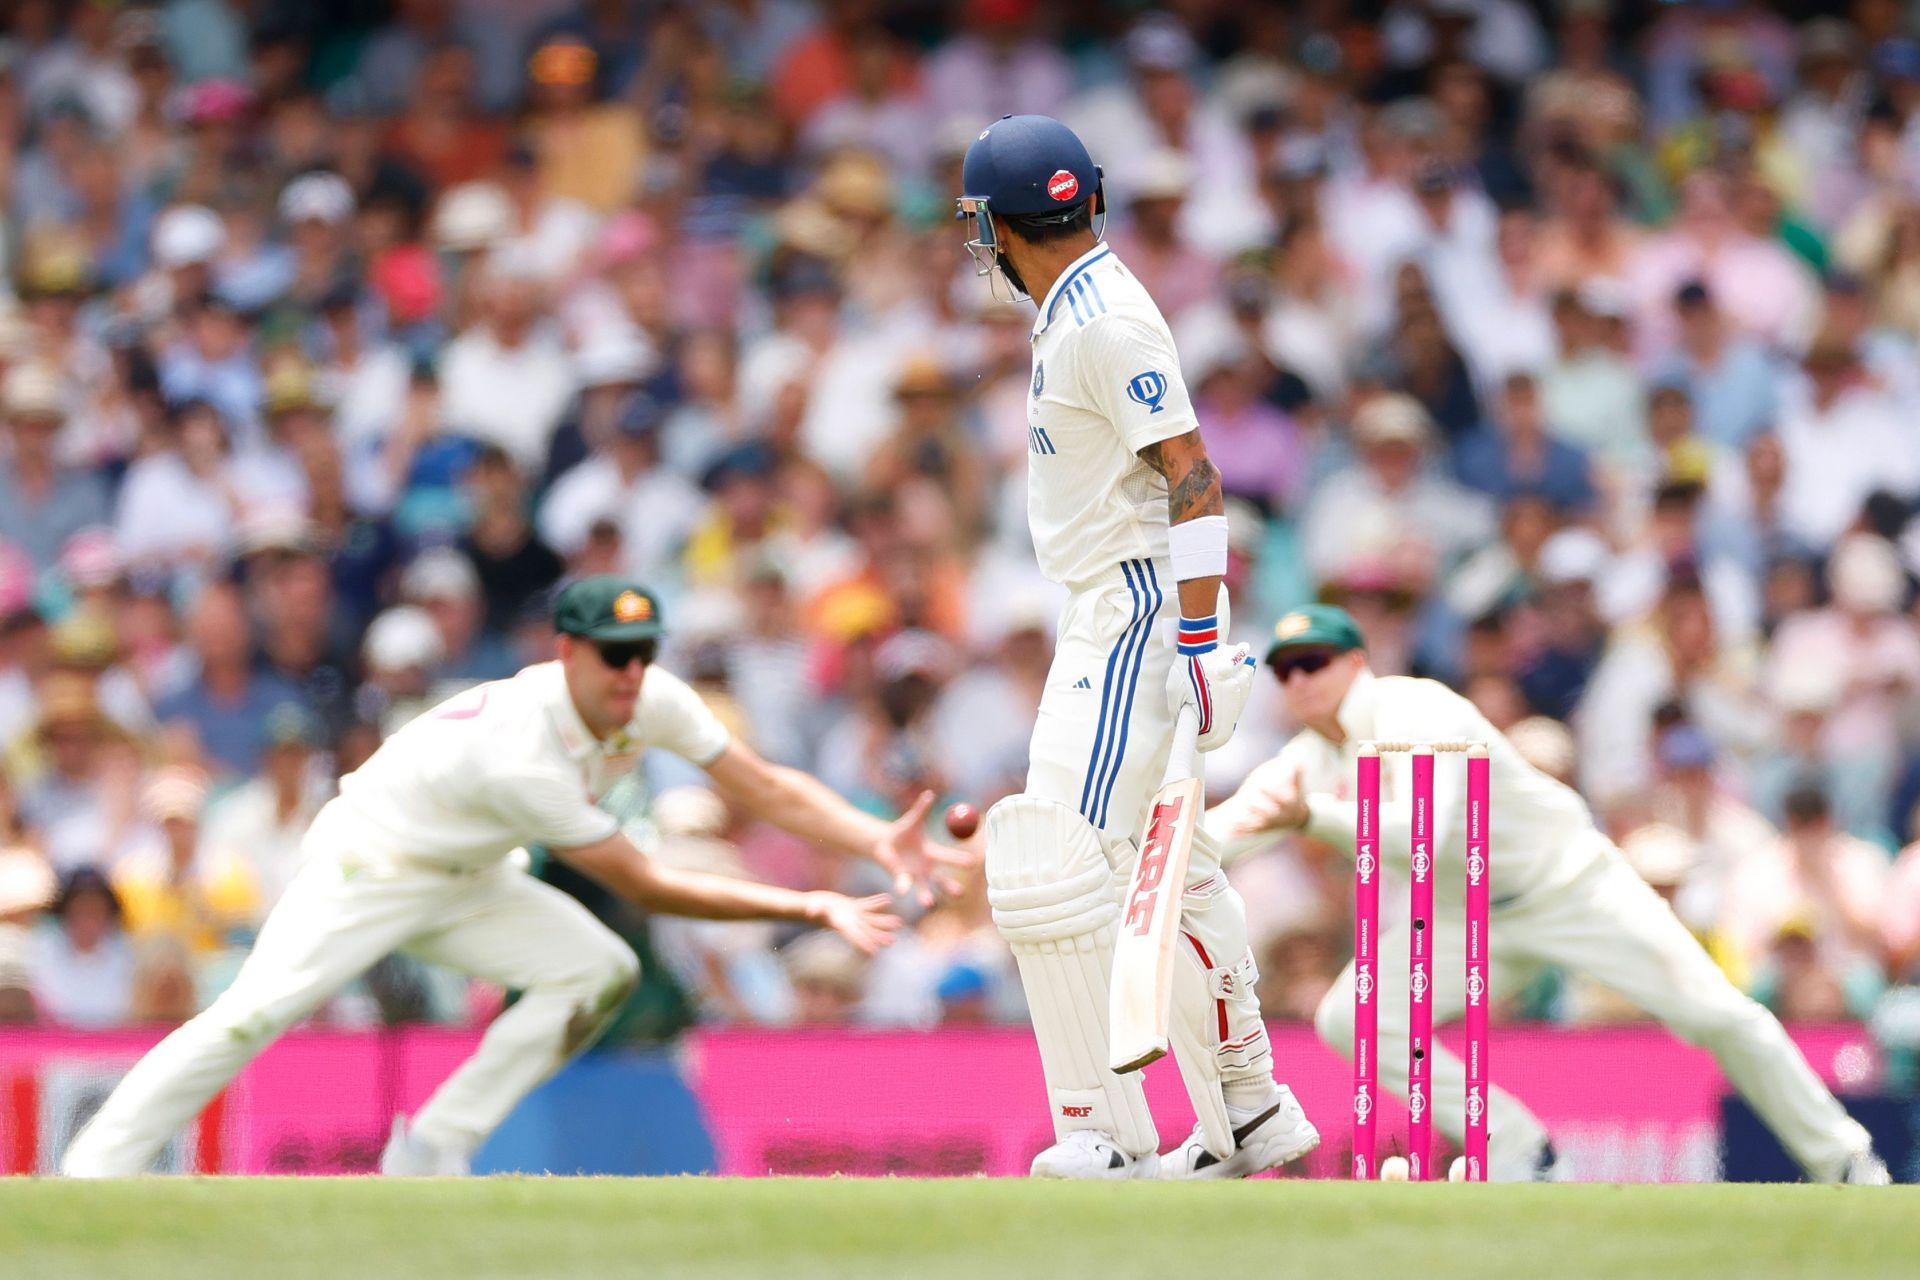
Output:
[62, 818, 638, 1176]
[990, 557, 1274, 1160]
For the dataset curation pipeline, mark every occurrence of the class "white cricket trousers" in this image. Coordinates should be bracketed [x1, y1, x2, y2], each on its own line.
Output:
[1314, 842, 1873, 1180]
[61, 844, 639, 1176]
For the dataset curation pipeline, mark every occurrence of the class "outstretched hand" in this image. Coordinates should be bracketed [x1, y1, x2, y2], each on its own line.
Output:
[1231, 765, 1310, 835]
[811, 892, 905, 954]
[871, 790, 979, 906]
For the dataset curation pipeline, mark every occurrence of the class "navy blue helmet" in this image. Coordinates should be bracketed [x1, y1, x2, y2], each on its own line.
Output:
[959, 114, 1101, 220]
[956, 115, 1105, 296]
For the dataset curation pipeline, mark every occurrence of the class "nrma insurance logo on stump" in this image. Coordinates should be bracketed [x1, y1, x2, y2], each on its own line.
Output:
[1126, 370, 1168, 413]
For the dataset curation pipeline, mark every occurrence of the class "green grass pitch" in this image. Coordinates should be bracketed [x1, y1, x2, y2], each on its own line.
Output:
[4, 1179, 1917, 1280]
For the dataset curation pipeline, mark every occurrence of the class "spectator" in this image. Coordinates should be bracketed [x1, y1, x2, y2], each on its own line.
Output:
[457, 446, 565, 637]
[396, 547, 515, 684]
[198, 706, 330, 916]
[1102, 151, 1220, 326]
[921, 0, 1071, 125]
[114, 398, 244, 573]
[438, 263, 576, 473]
[1774, 332, 1920, 551]
[112, 767, 253, 956]
[29, 866, 135, 1028]
[1302, 394, 1494, 596]
[802, 28, 932, 178]
[1539, 283, 1648, 469]
[1653, 280, 1780, 450]
[1577, 574, 1772, 817]
[0, 846, 57, 1023]
[541, 391, 703, 583]
[151, 582, 308, 778]
[526, 36, 646, 215]
[1453, 371, 1596, 513]
[1726, 785, 1889, 1018]
[0, 364, 111, 571]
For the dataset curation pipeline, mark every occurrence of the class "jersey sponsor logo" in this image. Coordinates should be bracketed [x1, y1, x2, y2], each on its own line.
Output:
[1126, 370, 1169, 414]
[1031, 361, 1044, 397]
[1047, 169, 1079, 201]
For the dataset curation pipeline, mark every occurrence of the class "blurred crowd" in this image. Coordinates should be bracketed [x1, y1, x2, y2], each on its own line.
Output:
[2, 0, 1920, 1085]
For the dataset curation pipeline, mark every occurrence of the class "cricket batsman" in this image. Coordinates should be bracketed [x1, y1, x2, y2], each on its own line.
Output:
[957, 115, 1319, 1179]
[1208, 603, 1892, 1183]
[62, 576, 964, 1177]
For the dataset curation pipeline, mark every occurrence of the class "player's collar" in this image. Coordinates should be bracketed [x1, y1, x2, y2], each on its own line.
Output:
[1031, 243, 1112, 339]
[538, 661, 605, 762]
[1335, 668, 1378, 745]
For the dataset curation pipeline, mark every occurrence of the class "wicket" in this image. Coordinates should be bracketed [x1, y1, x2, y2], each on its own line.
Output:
[1352, 741, 1491, 1182]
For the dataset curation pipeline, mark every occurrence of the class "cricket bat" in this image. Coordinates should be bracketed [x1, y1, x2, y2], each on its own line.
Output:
[1108, 701, 1203, 1074]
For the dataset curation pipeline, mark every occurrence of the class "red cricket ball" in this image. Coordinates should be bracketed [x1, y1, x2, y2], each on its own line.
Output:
[944, 802, 981, 840]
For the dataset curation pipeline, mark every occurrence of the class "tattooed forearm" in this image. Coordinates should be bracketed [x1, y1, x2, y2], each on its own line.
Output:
[1169, 455, 1223, 522]
[1138, 431, 1225, 523]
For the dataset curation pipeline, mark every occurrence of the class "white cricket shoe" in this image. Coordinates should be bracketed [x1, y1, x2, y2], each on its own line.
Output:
[1030, 1129, 1160, 1180]
[1158, 1086, 1321, 1180]
[379, 1115, 471, 1177]
[1841, 1150, 1892, 1185]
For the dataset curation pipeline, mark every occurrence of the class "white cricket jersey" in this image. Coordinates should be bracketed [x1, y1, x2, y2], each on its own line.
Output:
[316, 661, 731, 871]
[1208, 670, 1604, 902]
[1025, 244, 1198, 587]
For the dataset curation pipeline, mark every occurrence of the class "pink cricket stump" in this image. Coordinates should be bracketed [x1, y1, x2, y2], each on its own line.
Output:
[1464, 746, 1491, 1182]
[1407, 746, 1435, 1181]
[1352, 746, 1381, 1181]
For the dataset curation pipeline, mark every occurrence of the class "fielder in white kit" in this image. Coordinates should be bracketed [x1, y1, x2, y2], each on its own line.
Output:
[957, 114, 1319, 1180]
[1208, 603, 1891, 1183]
[62, 576, 965, 1177]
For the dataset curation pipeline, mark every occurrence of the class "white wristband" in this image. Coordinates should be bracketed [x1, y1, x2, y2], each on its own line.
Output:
[1167, 514, 1229, 582]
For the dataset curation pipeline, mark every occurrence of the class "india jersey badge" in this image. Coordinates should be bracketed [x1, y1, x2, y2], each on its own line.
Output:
[1032, 361, 1045, 397]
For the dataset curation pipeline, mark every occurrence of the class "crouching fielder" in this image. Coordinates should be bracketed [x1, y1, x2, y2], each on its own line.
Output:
[958, 114, 1317, 1180]
[61, 577, 958, 1177]
[1207, 604, 1890, 1183]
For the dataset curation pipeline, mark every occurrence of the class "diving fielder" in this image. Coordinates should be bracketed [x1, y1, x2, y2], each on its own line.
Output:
[62, 576, 961, 1177]
[958, 115, 1318, 1180]
[1209, 603, 1891, 1183]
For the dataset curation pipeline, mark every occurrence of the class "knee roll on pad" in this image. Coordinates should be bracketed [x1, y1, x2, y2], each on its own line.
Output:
[985, 794, 1158, 1156]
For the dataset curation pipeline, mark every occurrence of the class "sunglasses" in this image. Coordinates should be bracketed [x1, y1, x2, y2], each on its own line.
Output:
[592, 637, 657, 669]
[1272, 650, 1337, 683]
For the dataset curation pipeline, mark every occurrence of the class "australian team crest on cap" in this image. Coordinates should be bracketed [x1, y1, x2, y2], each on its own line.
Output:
[1275, 612, 1312, 640]
[1047, 169, 1079, 201]
[613, 590, 652, 623]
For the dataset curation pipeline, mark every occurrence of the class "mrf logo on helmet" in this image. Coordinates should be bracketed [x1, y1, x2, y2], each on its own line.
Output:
[956, 115, 1106, 297]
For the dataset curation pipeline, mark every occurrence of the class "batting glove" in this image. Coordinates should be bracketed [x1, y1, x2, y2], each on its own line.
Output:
[1167, 613, 1257, 753]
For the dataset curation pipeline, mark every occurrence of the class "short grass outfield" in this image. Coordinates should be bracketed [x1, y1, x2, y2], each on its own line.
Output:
[4, 1177, 1916, 1280]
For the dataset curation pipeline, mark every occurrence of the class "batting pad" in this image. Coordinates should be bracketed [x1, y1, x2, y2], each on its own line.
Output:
[987, 795, 1159, 1158]
[1169, 846, 1273, 1159]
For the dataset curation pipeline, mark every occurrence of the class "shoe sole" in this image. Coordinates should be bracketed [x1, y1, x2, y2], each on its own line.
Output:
[1168, 1120, 1323, 1181]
